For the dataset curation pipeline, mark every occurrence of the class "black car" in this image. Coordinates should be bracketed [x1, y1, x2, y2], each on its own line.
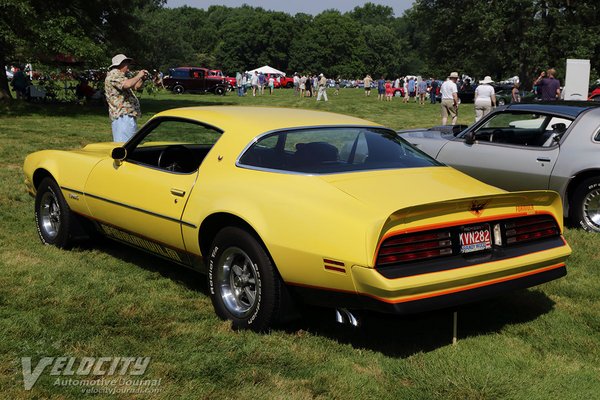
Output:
[163, 67, 228, 95]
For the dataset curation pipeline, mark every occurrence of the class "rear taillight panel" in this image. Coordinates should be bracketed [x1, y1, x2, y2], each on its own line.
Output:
[376, 214, 560, 269]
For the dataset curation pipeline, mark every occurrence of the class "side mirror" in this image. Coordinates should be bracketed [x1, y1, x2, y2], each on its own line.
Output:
[464, 131, 475, 145]
[111, 147, 127, 161]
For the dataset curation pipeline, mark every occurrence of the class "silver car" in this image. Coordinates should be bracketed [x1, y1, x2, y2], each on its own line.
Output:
[399, 103, 600, 232]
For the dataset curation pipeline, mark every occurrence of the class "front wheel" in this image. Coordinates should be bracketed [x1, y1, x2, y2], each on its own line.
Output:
[497, 98, 506, 106]
[571, 177, 600, 232]
[208, 227, 284, 331]
[214, 86, 225, 96]
[35, 177, 76, 248]
[173, 85, 184, 94]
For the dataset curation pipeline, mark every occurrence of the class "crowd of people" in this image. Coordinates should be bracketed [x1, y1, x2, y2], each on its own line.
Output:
[8, 54, 567, 141]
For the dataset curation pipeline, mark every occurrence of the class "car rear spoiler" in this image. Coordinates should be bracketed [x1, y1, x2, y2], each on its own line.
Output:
[382, 190, 563, 233]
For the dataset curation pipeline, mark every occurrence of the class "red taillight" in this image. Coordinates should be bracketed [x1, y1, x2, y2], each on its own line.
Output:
[377, 231, 453, 266]
[504, 215, 559, 245]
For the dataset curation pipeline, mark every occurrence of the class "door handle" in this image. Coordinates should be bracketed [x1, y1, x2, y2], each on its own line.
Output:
[170, 188, 186, 197]
[536, 157, 551, 163]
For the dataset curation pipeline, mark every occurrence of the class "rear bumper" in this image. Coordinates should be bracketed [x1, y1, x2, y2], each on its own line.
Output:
[289, 239, 570, 315]
[290, 263, 566, 314]
[354, 262, 566, 314]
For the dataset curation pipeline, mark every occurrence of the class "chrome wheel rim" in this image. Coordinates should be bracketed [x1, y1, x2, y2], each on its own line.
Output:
[216, 247, 258, 317]
[39, 191, 60, 239]
[583, 188, 600, 231]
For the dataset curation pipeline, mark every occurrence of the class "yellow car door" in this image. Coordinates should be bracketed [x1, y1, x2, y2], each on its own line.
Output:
[81, 117, 222, 261]
[84, 159, 198, 256]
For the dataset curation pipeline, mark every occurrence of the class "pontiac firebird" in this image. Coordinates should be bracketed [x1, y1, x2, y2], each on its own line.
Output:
[23, 107, 571, 331]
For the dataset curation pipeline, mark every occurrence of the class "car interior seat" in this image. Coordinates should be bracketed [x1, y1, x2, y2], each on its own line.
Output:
[294, 142, 339, 168]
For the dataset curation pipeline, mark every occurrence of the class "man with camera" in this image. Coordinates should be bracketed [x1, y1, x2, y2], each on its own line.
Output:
[104, 54, 148, 142]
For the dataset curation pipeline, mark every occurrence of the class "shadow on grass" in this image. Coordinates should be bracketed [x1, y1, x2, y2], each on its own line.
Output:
[89, 239, 555, 358]
[0, 95, 234, 118]
[284, 290, 555, 358]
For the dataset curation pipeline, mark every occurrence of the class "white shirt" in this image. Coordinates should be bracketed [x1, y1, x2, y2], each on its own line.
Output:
[440, 79, 457, 100]
[475, 84, 495, 103]
[251, 74, 259, 86]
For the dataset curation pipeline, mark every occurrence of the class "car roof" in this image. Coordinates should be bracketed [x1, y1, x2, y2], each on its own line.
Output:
[504, 102, 600, 118]
[152, 106, 382, 137]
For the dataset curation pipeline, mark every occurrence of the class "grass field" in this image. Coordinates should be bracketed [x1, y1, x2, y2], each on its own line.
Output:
[1, 88, 599, 399]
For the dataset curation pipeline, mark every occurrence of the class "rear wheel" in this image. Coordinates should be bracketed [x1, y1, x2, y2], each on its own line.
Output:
[173, 85, 184, 94]
[208, 227, 284, 331]
[35, 177, 75, 248]
[571, 177, 600, 232]
[497, 98, 506, 106]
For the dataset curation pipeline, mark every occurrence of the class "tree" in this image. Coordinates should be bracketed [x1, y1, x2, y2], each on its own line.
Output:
[0, 0, 164, 100]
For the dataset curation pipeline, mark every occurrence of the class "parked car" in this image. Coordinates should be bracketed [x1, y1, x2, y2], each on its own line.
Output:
[495, 89, 536, 106]
[163, 67, 228, 95]
[398, 102, 600, 232]
[23, 107, 571, 330]
[588, 87, 600, 101]
[208, 69, 236, 89]
[263, 73, 294, 88]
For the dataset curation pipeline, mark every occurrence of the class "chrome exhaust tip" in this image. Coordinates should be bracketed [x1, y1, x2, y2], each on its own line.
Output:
[335, 308, 360, 327]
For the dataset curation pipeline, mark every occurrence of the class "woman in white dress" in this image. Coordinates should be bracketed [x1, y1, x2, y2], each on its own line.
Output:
[474, 76, 496, 122]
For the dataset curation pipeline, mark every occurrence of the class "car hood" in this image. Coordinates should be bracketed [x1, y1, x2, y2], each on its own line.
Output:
[320, 166, 504, 214]
[79, 142, 122, 156]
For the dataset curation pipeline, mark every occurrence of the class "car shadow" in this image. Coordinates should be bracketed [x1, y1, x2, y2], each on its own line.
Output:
[85, 239, 556, 358]
[282, 290, 555, 358]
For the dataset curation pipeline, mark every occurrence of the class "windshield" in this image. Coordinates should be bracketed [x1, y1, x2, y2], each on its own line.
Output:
[238, 127, 442, 174]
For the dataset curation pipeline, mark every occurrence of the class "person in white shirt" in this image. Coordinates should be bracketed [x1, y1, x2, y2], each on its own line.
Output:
[316, 73, 328, 102]
[440, 71, 459, 125]
[474, 76, 496, 122]
[250, 72, 259, 96]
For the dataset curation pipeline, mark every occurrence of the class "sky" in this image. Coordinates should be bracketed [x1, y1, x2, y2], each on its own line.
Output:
[165, 0, 416, 17]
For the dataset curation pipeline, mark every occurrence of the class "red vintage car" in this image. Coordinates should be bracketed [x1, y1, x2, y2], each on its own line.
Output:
[262, 73, 294, 88]
[208, 70, 236, 89]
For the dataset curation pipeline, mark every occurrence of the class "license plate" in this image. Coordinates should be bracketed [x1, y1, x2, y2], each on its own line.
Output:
[459, 224, 492, 253]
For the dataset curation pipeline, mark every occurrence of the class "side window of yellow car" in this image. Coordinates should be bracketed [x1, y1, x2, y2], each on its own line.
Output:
[129, 119, 222, 173]
[138, 119, 221, 146]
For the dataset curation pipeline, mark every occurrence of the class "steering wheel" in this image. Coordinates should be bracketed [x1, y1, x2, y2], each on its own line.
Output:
[489, 129, 503, 142]
[157, 145, 196, 172]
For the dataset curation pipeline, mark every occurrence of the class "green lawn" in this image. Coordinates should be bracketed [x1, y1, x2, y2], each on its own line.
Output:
[1, 89, 599, 399]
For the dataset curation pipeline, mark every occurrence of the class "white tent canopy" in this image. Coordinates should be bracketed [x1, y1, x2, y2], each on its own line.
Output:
[247, 65, 286, 76]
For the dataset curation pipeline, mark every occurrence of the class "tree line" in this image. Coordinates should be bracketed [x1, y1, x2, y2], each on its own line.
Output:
[1, 0, 599, 99]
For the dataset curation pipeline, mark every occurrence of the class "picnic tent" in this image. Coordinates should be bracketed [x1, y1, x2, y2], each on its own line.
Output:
[247, 65, 286, 76]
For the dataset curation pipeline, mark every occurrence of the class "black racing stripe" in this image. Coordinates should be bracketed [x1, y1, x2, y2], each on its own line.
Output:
[376, 236, 566, 279]
[61, 186, 197, 229]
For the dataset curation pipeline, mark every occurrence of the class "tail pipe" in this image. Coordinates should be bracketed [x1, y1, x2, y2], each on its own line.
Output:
[335, 308, 360, 327]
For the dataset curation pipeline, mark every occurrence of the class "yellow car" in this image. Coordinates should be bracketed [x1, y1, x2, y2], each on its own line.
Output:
[23, 107, 571, 331]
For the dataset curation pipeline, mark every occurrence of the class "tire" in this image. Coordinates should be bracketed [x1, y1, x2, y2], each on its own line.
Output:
[571, 177, 600, 232]
[214, 86, 225, 96]
[592, 96, 600, 102]
[497, 98, 506, 106]
[34, 177, 76, 248]
[208, 227, 284, 331]
[173, 85, 184, 94]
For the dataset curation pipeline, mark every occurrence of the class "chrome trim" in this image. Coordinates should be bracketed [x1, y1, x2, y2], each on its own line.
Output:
[61, 186, 197, 229]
